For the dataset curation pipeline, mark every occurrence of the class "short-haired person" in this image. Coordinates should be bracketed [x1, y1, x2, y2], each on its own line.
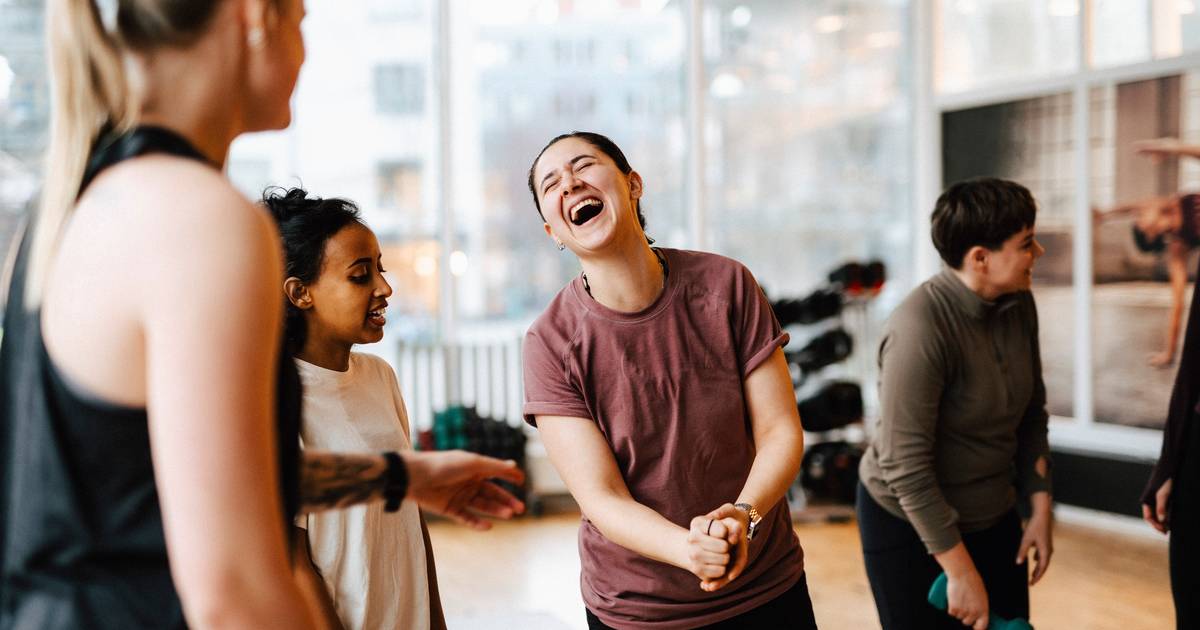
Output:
[522, 131, 818, 629]
[0, 1, 521, 627]
[857, 178, 1054, 630]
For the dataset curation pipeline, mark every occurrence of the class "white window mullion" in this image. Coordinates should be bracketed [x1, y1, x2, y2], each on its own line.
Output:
[686, 0, 706, 251]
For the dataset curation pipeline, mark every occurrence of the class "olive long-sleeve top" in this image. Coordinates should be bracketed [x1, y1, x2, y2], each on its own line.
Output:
[858, 269, 1053, 554]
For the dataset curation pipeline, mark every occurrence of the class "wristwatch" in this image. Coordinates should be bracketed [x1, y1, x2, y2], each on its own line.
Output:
[734, 503, 762, 540]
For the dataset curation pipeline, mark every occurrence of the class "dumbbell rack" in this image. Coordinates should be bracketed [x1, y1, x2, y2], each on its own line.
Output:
[785, 293, 881, 523]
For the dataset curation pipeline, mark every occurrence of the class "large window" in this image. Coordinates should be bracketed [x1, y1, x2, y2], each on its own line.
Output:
[703, 0, 913, 303]
[449, 0, 689, 338]
[0, 0, 46, 251]
[938, 0, 1079, 93]
[0, 0, 912, 349]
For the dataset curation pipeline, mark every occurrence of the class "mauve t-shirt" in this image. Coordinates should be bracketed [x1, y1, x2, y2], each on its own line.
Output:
[523, 248, 804, 630]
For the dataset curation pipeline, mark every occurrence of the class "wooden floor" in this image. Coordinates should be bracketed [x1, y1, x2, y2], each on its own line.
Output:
[428, 510, 1173, 630]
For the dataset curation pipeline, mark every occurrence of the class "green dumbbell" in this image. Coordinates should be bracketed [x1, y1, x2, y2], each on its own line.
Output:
[926, 573, 1034, 630]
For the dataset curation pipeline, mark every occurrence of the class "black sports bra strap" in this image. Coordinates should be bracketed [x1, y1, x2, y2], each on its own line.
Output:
[79, 126, 214, 198]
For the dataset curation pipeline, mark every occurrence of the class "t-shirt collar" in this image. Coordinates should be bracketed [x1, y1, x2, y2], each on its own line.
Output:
[570, 248, 678, 323]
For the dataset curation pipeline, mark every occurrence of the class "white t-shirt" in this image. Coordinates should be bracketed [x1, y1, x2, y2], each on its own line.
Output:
[296, 353, 430, 630]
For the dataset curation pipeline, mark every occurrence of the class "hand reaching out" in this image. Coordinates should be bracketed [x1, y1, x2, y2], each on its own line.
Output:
[402, 450, 526, 530]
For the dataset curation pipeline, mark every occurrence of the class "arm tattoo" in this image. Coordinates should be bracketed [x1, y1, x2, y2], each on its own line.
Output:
[299, 451, 389, 514]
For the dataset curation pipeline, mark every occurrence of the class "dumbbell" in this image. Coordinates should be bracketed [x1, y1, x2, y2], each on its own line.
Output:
[799, 441, 863, 503]
[828, 260, 887, 295]
[797, 381, 863, 432]
[786, 329, 853, 375]
[771, 288, 843, 328]
[926, 573, 1034, 630]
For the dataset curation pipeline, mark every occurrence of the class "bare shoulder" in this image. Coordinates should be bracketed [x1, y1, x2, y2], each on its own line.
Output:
[74, 157, 284, 320]
[90, 156, 274, 246]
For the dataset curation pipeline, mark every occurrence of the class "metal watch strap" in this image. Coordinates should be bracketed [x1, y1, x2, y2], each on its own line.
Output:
[734, 502, 761, 540]
[382, 451, 408, 513]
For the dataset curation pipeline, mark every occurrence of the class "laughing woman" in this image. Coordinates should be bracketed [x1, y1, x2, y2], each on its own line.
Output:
[522, 131, 818, 630]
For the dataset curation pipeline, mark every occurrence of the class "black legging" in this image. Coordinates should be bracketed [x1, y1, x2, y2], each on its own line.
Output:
[1171, 418, 1200, 629]
[856, 484, 1028, 630]
[584, 572, 818, 629]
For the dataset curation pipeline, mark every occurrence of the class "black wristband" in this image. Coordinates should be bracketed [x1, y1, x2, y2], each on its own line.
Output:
[382, 451, 408, 513]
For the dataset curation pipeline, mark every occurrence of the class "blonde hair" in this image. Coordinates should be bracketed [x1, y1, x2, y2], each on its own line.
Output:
[29, 0, 227, 306]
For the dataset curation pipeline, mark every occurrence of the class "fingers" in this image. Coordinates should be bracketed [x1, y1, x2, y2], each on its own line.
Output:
[442, 505, 493, 531]
[468, 454, 526, 485]
[705, 503, 739, 520]
[1143, 504, 1167, 534]
[466, 482, 525, 519]
[720, 517, 742, 544]
[974, 615, 989, 630]
[1014, 534, 1032, 565]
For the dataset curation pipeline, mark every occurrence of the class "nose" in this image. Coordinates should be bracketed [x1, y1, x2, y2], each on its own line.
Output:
[1033, 239, 1045, 258]
[376, 270, 393, 298]
[560, 170, 582, 196]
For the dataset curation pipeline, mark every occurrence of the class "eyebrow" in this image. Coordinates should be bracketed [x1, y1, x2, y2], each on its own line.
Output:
[346, 257, 373, 270]
[539, 154, 596, 188]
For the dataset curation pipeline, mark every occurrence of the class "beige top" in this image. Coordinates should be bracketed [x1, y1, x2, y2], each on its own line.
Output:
[858, 269, 1052, 554]
[296, 353, 430, 630]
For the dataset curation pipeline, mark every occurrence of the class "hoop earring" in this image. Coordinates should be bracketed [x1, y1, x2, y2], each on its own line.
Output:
[247, 27, 266, 48]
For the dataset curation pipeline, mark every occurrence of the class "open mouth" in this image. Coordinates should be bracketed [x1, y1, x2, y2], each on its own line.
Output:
[569, 197, 604, 226]
[367, 306, 387, 328]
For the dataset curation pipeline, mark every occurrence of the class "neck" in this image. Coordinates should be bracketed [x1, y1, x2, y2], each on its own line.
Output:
[579, 236, 663, 313]
[950, 267, 1003, 302]
[132, 37, 244, 168]
[297, 337, 353, 372]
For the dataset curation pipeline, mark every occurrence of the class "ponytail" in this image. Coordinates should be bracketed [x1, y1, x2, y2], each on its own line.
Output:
[27, 0, 137, 306]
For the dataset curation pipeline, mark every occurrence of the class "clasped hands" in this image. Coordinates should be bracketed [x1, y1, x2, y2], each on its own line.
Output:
[685, 503, 750, 592]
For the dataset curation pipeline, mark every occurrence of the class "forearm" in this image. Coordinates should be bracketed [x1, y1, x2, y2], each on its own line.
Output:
[736, 422, 804, 512]
[299, 451, 389, 514]
[1030, 490, 1052, 518]
[1166, 301, 1185, 352]
[933, 541, 979, 578]
[581, 492, 691, 570]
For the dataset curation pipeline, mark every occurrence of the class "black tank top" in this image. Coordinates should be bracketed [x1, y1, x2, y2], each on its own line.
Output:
[0, 126, 302, 628]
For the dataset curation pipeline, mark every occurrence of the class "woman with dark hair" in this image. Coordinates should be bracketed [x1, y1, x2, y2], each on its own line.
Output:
[0, 2, 520, 627]
[522, 131, 818, 629]
[1093, 192, 1199, 366]
[857, 178, 1053, 630]
[263, 187, 455, 630]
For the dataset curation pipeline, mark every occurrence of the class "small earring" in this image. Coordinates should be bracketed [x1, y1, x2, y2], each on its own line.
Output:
[557, 242, 566, 251]
[247, 27, 265, 48]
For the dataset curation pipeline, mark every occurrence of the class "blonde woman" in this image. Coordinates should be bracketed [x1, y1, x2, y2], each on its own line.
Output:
[0, 2, 521, 628]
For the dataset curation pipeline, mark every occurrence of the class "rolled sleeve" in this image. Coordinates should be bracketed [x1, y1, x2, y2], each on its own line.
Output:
[734, 263, 790, 377]
[522, 329, 590, 426]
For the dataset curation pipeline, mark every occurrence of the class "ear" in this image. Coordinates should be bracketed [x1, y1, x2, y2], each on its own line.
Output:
[284, 277, 312, 310]
[963, 245, 989, 272]
[628, 170, 644, 200]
